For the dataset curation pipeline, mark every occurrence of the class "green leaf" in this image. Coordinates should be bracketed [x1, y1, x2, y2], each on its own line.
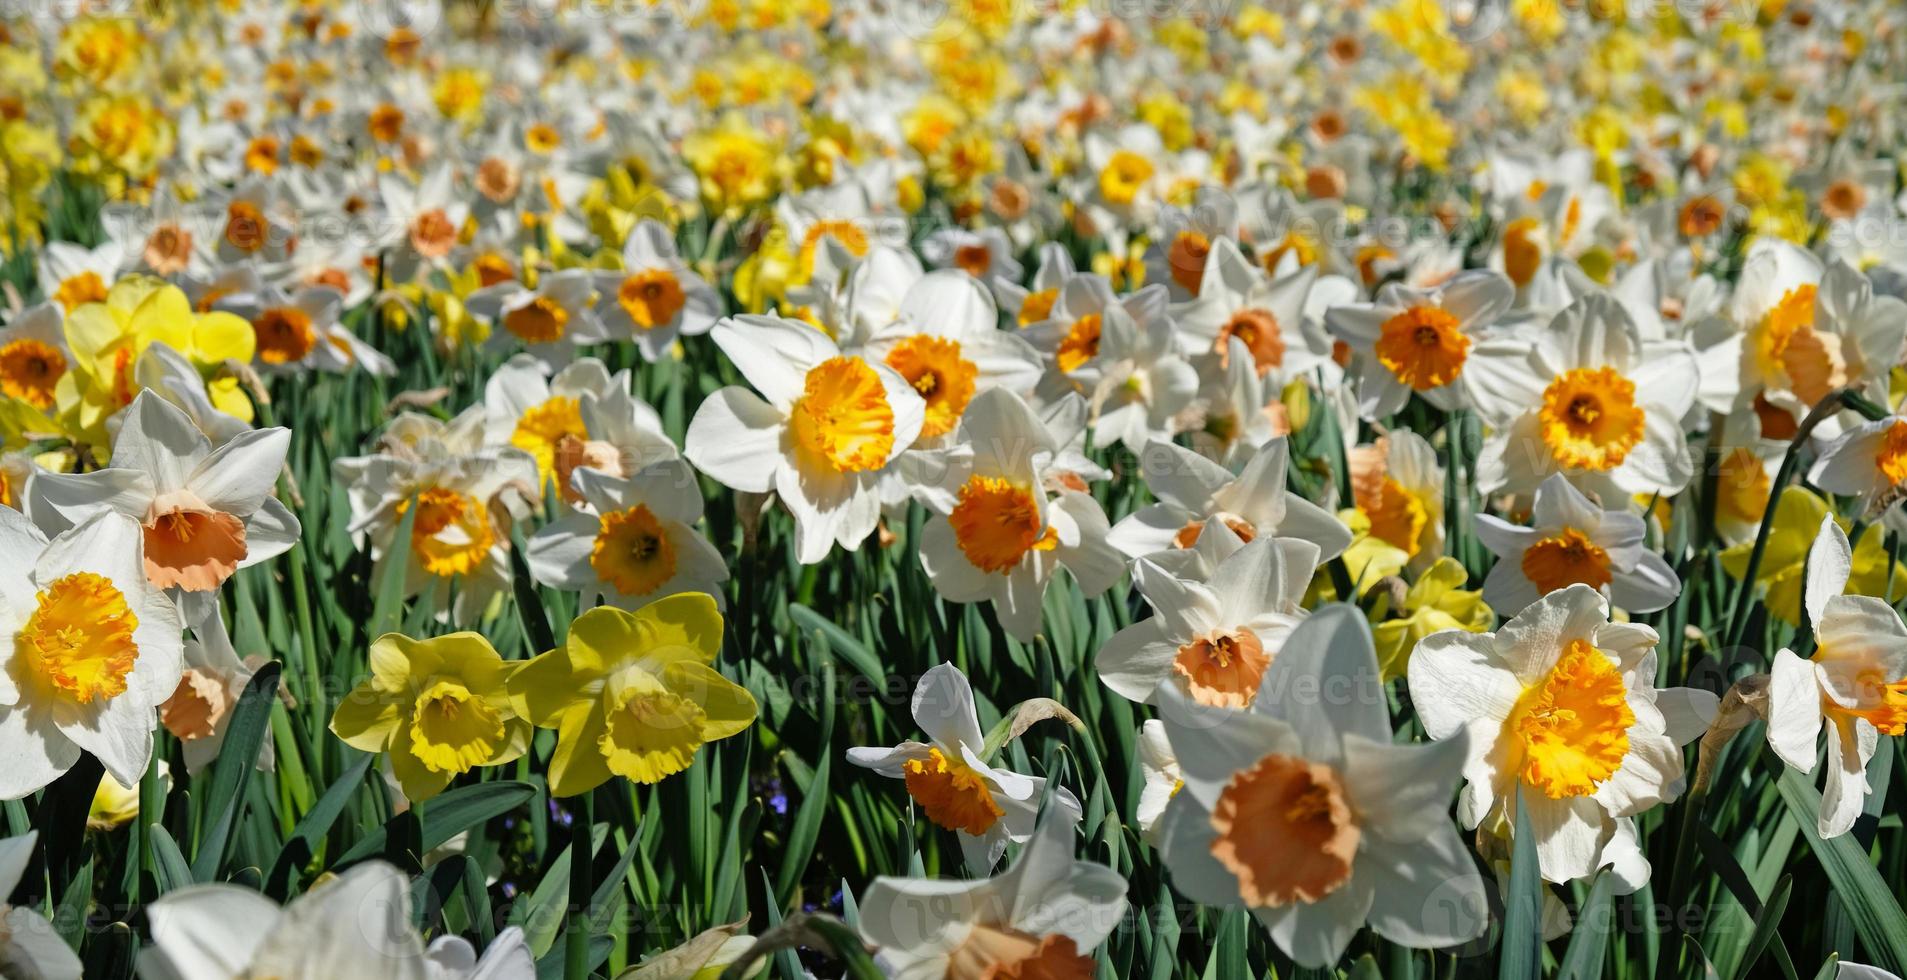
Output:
[788, 604, 884, 686]
[149, 825, 194, 891]
[1500, 788, 1544, 980]
[336, 780, 536, 866]
[1557, 872, 1613, 980]
[1776, 767, 1907, 972]
[266, 754, 373, 898]
[191, 662, 282, 882]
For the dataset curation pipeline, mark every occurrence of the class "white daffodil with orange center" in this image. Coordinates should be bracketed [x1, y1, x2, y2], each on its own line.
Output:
[1325, 269, 1513, 418]
[858, 812, 1126, 980]
[216, 282, 395, 378]
[377, 165, 470, 280]
[0, 507, 184, 799]
[36, 240, 123, 313]
[159, 609, 272, 776]
[994, 243, 1078, 329]
[1109, 438, 1352, 562]
[1476, 473, 1680, 617]
[1155, 606, 1487, 968]
[1174, 238, 1332, 384]
[1813, 410, 1907, 509]
[470, 269, 607, 368]
[528, 460, 727, 612]
[849, 663, 1083, 872]
[1409, 585, 1717, 883]
[685, 314, 924, 564]
[1467, 294, 1695, 500]
[922, 226, 1024, 294]
[594, 220, 723, 362]
[1018, 273, 1135, 390]
[1769, 517, 1907, 838]
[0, 303, 71, 411]
[1098, 536, 1319, 710]
[1346, 430, 1445, 571]
[914, 388, 1123, 641]
[30, 392, 299, 621]
[481, 354, 674, 496]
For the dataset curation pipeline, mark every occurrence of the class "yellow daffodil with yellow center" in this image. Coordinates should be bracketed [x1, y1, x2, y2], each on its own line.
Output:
[599, 684, 710, 782]
[1504, 640, 1633, 799]
[1753, 285, 1844, 403]
[1214, 308, 1285, 376]
[1173, 628, 1270, 708]
[252, 306, 316, 365]
[1357, 476, 1428, 556]
[1520, 528, 1613, 593]
[902, 747, 1005, 834]
[591, 504, 677, 597]
[950, 475, 1057, 573]
[1017, 287, 1058, 326]
[510, 396, 586, 486]
[0, 339, 65, 408]
[947, 927, 1093, 980]
[1210, 753, 1359, 906]
[1371, 558, 1489, 679]
[1501, 217, 1544, 287]
[398, 487, 495, 577]
[1375, 306, 1469, 390]
[19, 572, 140, 704]
[884, 335, 977, 439]
[789, 356, 894, 472]
[617, 270, 686, 329]
[796, 220, 870, 280]
[1056, 313, 1102, 373]
[1098, 150, 1154, 206]
[409, 679, 508, 772]
[54, 271, 108, 312]
[1538, 366, 1645, 471]
[504, 296, 570, 344]
[1166, 230, 1210, 294]
[409, 208, 459, 260]
[1876, 419, 1907, 486]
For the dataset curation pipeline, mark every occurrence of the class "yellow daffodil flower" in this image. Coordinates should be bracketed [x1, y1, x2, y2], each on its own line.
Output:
[1722, 487, 1907, 626]
[1371, 557, 1493, 679]
[55, 276, 254, 441]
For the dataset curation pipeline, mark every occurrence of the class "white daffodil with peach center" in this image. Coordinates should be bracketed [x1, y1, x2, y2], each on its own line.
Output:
[527, 460, 727, 612]
[848, 663, 1082, 872]
[1174, 238, 1332, 385]
[469, 269, 607, 369]
[1466, 294, 1696, 500]
[684, 314, 924, 564]
[921, 225, 1025, 294]
[1109, 437, 1352, 562]
[377, 165, 470, 281]
[1325, 269, 1514, 419]
[595, 219, 724, 362]
[29, 392, 298, 621]
[1098, 535, 1319, 710]
[914, 388, 1123, 641]
[1409, 585, 1717, 883]
[0, 507, 183, 798]
[160, 607, 273, 776]
[1768, 517, 1907, 838]
[857, 812, 1127, 980]
[1155, 606, 1487, 968]
[1476, 473, 1680, 617]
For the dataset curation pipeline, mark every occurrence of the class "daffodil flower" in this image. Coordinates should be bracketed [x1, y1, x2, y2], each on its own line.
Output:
[1810, 404, 1907, 509]
[0, 832, 83, 980]
[507, 595, 756, 796]
[1154, 606, 1487, 968]
[481, 354, 674, 494]
[1135, 718, 1183, 842]
[56, 276, 255, 440]
[469, 269, 608, 369]
[527, 461, 728, 611]
[1346, 429, 1445, 570]
[1408, 585, 1717, 883]
[857, 812, 1127, 979]
[331, 631, 529, 803]
[1721, 487, 1906, 626]
[848, 663, 1082, 872]
[1768, 516, 1907, 838]
[160, 606, 273, 776]
[1325, 269, 1513, 419]
[1084, 297, 1200, 452]
[90, 759, 170, 831]
[593, 219, 723, 362]
[1173, 238, 1332, 387]
[1108, 437, 1352, 561]
[0, 507, 184, 798]
[1369, 557, 1491, 680]
[1476, 472, 1680, 617]
[683, 314, 924, 564]
[0, 303, 72, 413]
[1098, 535, 1319, 709]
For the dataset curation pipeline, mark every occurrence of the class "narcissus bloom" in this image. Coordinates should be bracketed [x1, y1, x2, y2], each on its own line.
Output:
[1768, 517, 1907, 838]
[1368, 557, 1491, 680]
[1476, 473, 1680, 617]
[527, 461, 728, 611]
[595, 219, 723, 362]
[56, 276, 256, 439]
[160, 609, 273, 776]
[1098, 536, 1319, 708]
[848, 663, 1082, 871]
[684, 314, 924, 564]
[508, 595, 756, 796]
[1155, 606, 1487, 967]
[331, 631, 529, 802]
[0, 507, 184, 797]
[858, 812, 1127, 979]
[0, 832, 83, 980]
[1109, 438, 1351, 561]
[1721, 487, 1906, 626]
[1325, 269, 1514, 418]
[1408, 585, 1716, 883]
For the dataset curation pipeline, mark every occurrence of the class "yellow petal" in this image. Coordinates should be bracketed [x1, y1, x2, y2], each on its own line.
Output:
[547, 701, 613, 798]
[194, 310, 258, 364]
[664, 660, 758, 742]
[330, 679, 401, 751]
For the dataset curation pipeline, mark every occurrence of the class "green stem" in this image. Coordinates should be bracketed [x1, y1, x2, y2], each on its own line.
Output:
[566, 790, 596, 980]
[1722, 391, 1849, 651]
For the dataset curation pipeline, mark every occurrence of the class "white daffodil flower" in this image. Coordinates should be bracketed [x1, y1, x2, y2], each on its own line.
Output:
[0, 506, 185, 797]
[481, 354, 675, 497]
[1173, 238, 1331, 387]
[847, 663, 1082, 872]
[527, 461, 727, 611]
[1466, 293, 1696, 500]
[1097, 535, 1319, 709]
[684, 314, 924, 564]
[0, 302, 72, 412]
[914, 388, 1123, 642]
[160, 606, 273, 776]
[1408, 585, 1717, 883]
[469, 269, 607, 368]
[1135, 718, 1183, 842]
[1155, 606, 1488, 968]
[1108, 438, 1351, 561]
[1809, 407, 1907, 511]
[0, 832, 83, 979]
[857, 812, 1127, 979]
[1476, 473, 1680, 617]
[1085, 298, 1199, 453]
[1325, 269, 1514, 420]
[594, 219, 724, 362]
[1768, 516, 1907, 838]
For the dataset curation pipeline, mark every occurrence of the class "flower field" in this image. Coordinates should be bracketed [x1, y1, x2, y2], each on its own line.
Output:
[4, 0, 1907, 977]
